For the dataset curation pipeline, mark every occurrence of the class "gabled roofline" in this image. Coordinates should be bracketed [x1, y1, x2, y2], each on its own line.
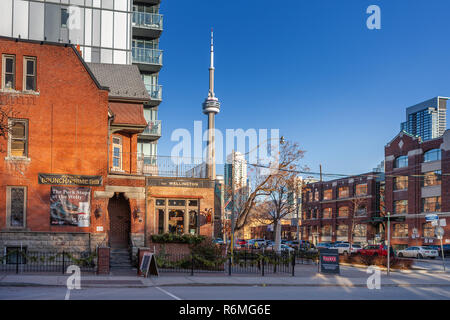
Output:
[0, 36, 110, 92]
[385, 130, 420, 148]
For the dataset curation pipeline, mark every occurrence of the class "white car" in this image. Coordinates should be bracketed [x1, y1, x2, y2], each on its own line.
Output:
[397, 246, 439, 259]
[330, 243, 361, 255]
[266, 244, 294, 252]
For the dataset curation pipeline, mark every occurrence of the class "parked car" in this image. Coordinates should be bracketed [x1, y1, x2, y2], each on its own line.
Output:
[213, 238, 224, 245]
[236, 239, 247, 246]
[266, 244, 295, 253]
[254, 239, 268, 248]
[329, 243, 361, 255]
[316, 242, 333, 249]
[423, 244, 450, 257]
[397, 246, 439, 259]
[357, 244, 395, 257]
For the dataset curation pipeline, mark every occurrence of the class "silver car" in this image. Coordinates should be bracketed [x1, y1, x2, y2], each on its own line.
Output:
[397, 246, 439, 259]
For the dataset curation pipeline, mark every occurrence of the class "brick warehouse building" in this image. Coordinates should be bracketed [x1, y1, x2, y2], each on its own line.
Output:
[0, 37, 217, 265]
[385, 130, 450, 248]
[301, 173, 382, 245]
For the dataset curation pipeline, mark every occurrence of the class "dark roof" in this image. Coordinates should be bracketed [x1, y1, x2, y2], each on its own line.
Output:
[0, 36, 108, 91]
[87, 63, 150, 102]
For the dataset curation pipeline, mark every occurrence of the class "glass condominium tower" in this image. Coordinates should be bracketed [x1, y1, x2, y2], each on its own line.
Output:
[400, 97, 448, 141]
[0, 0, 163, 165]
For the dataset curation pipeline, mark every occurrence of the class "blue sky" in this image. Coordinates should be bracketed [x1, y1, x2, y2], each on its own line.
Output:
[156, 0, 450, 177]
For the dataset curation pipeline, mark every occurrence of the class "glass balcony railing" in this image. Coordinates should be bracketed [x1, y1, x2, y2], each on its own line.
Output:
[142, 119, 161, 136]
[145, 84, 162, 100]
[132, 47, 163, 65]
[132, 12, 163, 30]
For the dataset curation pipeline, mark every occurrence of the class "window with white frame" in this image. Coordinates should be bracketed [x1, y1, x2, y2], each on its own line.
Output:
[112, 136, 122, 170]
[23, 57, 36, 91]
[8, 119, 28, 158]
[2, 54, 15, 89]
[6, 186, 26, 228]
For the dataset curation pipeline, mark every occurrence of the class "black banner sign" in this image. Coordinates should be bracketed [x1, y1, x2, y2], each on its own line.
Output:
[38, 173, 103, 186]
[319, 248, 340, 274]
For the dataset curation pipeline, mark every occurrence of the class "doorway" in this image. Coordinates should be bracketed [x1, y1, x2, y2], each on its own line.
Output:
[108, 193, 131, 248]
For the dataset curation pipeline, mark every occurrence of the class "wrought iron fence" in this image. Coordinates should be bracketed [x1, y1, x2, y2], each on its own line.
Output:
[137, 155, 207, 178]
[153, 250, 296, 276]
[0, 249, 97, 274]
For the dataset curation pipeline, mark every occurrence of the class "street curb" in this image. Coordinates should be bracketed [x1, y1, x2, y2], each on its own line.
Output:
[2, 282, 450, 289]
[339, 263, 448, 274]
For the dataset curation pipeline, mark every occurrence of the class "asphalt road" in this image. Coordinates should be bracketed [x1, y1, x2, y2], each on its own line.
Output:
[1, 285, 449, 300]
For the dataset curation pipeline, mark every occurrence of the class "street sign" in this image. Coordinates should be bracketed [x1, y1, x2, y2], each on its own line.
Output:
[435, 227, 444, 239]
[426, 214, 439, 222]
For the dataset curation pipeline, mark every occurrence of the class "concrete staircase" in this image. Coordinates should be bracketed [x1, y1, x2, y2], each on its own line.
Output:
[110, 248, 134, 269]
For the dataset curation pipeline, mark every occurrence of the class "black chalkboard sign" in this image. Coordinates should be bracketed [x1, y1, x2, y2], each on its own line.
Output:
[319, 248, 340, 274]
[140, 253, 159, 277]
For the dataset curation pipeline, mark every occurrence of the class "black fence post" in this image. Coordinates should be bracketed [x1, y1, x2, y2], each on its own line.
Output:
[228, 256, 232, 276]
[62, 251, 65, 274]
[190, 254, 194, 276]
[292, 251, 295, 277]
[16, 249, 19, 274]
[261, 254, 265, 277]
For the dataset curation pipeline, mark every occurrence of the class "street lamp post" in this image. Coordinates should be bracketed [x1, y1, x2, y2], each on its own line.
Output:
[387, 212, 391, 276]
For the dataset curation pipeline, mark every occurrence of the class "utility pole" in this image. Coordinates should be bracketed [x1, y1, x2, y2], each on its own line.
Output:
[319, 164, 323, 182]
[387, 212, 391, 276]
[296, 179, 301, 242]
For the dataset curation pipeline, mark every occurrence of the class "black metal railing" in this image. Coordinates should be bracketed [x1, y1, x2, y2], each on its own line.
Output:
[0, 249, 97, 274]
[154, 249, 296, 276]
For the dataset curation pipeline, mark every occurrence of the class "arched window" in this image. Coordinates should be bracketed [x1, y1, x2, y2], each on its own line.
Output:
[423, 149, 441, 162]
[394, 156, 408, 168]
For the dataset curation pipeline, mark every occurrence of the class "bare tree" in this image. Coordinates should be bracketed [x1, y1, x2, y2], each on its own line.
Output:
[349, 196, 367, 248]
[0, 104, 14, 152]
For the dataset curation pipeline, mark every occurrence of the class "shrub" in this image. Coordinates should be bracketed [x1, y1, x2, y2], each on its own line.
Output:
[151, 233, 205, 245]
[341, 254, 413, 269]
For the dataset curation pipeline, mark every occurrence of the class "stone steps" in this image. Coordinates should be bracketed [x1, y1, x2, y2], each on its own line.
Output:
[110, 248, 133, 269]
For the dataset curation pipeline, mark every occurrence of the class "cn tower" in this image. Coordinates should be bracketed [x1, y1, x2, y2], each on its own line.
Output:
[202, 29, 220, 180]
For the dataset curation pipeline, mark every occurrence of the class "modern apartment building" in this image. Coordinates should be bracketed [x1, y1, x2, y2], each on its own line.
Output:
[224, 151, 248, 214]
[0, 0, 163, 169]
[400, 97, 448, 141]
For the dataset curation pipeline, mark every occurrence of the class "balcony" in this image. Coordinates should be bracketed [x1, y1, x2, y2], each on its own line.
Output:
[145, 84, 162, 106]
[132, 47, 163, 73]
[140, 119, 161, 140]
[132, 12, 163, 39]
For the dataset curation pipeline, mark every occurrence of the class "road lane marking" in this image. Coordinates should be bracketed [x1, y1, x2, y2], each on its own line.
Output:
[155, 287, 182, 300]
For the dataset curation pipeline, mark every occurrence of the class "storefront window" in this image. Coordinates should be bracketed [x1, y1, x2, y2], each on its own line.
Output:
[168, 209, 184, 234]
[189, 210, 197, 234]
[422, 222, 434, 238]
[168, 199, 185, 206]
[321, 225, 332, 237]
[158, 209, 164, 234]
[336, 225, 348, 237]
[353, 224, 367, 237]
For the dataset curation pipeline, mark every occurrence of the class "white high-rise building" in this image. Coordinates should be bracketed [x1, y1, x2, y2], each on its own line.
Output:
[225, 151, 248, 191]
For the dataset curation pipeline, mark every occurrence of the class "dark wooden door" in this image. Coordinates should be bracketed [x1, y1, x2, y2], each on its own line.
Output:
[108, 193, 131, 248]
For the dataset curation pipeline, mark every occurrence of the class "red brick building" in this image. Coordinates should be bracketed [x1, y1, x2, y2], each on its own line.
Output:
[301, 173, 382, 245]
[0, 37, 148, 262]
[385, 130, 450, 248]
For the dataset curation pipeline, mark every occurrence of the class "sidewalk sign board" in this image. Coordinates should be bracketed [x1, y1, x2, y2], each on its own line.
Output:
[319, 248, 340, 274]
[140, 253, 159, 277]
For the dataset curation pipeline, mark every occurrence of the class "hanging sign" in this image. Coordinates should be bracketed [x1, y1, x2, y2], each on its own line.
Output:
[50, 186, 91, 226]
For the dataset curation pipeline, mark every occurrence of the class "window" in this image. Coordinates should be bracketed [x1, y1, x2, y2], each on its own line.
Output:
[155, 199, 165, 206]
[393, 224, 408, 238]
[189, 210, 198, 235]
[23, 57, 36, 91]
[2, 55, 15, 89]
[338, 206, 349, 217]
[422, 197, 441, 213]
[157, 209, 164, 234]
[8, 119, 28, 158]
[168, 209, 184, 234]
[168, 199, 185, 206]
[308, 192, 312, 202]
[3, 55, 15, 90]
[112, 136, 122, 170]
[6, 186, 26, 228]
[423, 170, 441, 187]
[355, 184, 367, 196]
[393, 200, 408, 214]
[323, 208, 332, 219]
[312, 208, 318, 219]
[61, 8, 69, 28]
[321, 225, 332, 237]
[355, 205, 367, 216]
[422, 222, 434, 238]
[394, 156, 408, 168]
[423, 149, 441, 163]
[336, 225, 348, 237]
[353, 224, 367, 238]
[338, 187, 349, 198]
[394, 176, 408, 190]
[314, 190, 319, 202]
[323, 189, 332, 200]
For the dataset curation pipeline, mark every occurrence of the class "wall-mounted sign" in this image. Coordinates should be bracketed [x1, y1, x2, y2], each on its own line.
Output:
[39, 173, 103, 186]
[147, 177, 214, 189]
[50, 186, 91, 227]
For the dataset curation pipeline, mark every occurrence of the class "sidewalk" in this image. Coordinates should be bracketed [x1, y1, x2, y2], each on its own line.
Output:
[1, 265, 449, 288]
